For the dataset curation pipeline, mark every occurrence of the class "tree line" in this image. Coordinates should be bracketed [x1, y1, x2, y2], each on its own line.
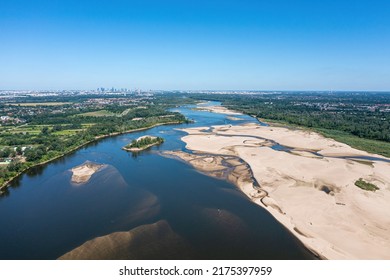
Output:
[188, 93, 390, 142]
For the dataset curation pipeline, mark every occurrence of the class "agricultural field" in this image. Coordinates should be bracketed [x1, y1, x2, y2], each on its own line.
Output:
[0, 124, 93, 136]
[77, 108, 134, 117]
[77, 110, 116, 117]
[7, 102, 72, 106]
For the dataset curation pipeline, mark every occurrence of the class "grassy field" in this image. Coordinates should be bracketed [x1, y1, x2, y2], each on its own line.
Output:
[77, 110, 116, 117]
[52, 129, 84, 135]
[77, 108, 135, 117]
[314, 128, 390, 158]
[7, 102, 72, 106]
[1, 124, 93, 136]
[119, 108, 133, 116]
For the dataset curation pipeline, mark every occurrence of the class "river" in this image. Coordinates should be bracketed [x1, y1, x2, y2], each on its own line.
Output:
[0, 102, 314, 259]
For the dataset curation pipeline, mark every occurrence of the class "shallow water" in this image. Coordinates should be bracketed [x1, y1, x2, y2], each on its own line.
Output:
[0, 102, 314, 259]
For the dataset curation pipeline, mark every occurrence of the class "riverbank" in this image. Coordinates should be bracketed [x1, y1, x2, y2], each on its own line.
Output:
[172, 123, 390, 259]
[257, 117, 390, 159]
[0, 121, 182, 193]
[195, 104, 243, 115]
[201, 101, 390, 159]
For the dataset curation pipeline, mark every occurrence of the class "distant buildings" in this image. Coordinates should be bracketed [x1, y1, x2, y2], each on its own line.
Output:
[0, 115, 25, 124]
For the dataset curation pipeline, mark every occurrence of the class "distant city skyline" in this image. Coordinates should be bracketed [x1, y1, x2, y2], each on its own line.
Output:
[1, 0, 389, 91]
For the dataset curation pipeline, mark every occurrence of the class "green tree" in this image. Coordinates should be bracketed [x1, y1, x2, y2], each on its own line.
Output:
[41, 127, 49, 135]
[16, 146, 23, 155]
[7, 161, 23, 172]
[0, 147, 12, 158]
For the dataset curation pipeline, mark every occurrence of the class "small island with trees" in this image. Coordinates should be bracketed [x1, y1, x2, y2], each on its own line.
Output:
[123, 136, 164, 152]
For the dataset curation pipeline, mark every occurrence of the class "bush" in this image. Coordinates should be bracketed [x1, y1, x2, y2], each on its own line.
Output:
[354, 178, 379, 191]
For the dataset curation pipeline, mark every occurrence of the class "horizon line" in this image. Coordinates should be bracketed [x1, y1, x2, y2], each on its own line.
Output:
[1, 89, 390, 93]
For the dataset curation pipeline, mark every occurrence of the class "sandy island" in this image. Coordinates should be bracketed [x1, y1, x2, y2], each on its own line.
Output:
[70, 161, 105, 184]
[166, 120, 390, 259]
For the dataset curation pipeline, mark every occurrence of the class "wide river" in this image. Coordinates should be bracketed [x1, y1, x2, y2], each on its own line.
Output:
[0, 102, 314, 259]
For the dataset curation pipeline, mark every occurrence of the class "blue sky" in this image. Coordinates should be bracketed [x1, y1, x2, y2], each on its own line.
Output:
[1, 0, 389, 90]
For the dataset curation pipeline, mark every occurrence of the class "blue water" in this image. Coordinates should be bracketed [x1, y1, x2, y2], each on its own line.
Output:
[0, 102, 314, 260]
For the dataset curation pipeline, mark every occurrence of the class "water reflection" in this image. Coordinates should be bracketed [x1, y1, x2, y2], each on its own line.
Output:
[26, 164, 46, 177]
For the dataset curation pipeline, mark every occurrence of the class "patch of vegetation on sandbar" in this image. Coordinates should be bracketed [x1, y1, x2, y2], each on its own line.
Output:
[354, 178, 379, 191]
[123, 136, 164, 152]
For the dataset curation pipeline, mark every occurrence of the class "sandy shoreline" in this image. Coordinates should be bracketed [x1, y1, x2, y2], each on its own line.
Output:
[171, 121, 390, 259]
[195, 104, 243, 115]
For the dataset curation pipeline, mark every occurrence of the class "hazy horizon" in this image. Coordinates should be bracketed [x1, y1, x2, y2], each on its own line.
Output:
[1, 88, 390, 93]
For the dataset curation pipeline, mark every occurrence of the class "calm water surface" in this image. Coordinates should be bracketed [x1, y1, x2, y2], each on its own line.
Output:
[0, 102, 314, 259]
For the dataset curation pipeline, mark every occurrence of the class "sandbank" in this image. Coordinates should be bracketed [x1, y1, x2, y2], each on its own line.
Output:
[172, 122, 390, 259]
[70, 161, 105, 184]
[59, 220, 193, 259]
[195, 104, 242, 115]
